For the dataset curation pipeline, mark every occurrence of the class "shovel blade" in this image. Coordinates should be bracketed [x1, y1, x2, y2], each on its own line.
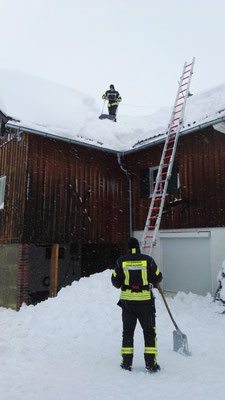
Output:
[99, 114, 116, 121]
[173, 329, 190, 356]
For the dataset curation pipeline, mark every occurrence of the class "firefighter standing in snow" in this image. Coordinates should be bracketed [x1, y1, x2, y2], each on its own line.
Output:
[111, 237, 162, 372]
[102, 84, 121, 118]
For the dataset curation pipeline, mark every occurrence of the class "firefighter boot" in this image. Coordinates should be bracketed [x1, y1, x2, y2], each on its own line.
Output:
[121, 354, 133, 371]
[145, 354, 160, 373]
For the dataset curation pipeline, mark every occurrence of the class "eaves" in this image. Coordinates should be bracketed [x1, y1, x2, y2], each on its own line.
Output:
[122, 114, 225, 155]
[6, 114, 225, 157]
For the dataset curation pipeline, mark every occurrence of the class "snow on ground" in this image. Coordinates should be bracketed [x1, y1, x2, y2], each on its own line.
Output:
[1, 69, 225, 151]
[0, 270, 225, 400]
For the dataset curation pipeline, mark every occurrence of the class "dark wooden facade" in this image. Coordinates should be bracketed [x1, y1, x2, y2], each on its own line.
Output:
[0, 131, 129, 246]
[1, 125, 225, 247]
[0, 130, 130, 308]
[2, 125, 223, 243]
[24, 134, 129, 245]
[124, 126, 225, 231]
[1, 122, 225, 308]
[0, 133, 28, 243]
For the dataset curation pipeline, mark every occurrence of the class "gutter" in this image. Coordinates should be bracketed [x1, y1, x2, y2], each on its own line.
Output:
[122, 114, 225, 155]
[117, 153, 132, 236]
[6, 113, 225, 156]
[5, 122, 118, 154]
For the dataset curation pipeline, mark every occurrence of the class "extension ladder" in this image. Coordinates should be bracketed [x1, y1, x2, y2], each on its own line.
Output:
[141, 58, 195, 256]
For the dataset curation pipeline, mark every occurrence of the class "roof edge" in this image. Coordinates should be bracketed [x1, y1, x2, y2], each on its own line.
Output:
[122, 115, 225, 155]
[6, 114, 225, 156]
[5, 122, 118, 154]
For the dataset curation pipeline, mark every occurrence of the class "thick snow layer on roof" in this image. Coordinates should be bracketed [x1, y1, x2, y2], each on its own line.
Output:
[1, 69, 225, 152]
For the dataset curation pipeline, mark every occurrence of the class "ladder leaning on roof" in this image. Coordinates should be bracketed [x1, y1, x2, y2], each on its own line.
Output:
[140, 58, 195, 256]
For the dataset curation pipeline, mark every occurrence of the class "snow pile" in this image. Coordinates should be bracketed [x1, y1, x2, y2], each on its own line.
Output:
[0, 270, 225, 400]
[1, 69, 225, 151]
[0, 69, 98, 133]
[215, 260, 225, 307]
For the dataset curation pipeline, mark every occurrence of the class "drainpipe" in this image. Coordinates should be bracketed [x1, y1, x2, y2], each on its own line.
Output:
[117, 153, 132, 236]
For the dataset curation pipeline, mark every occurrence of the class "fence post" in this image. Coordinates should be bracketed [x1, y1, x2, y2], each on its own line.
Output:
[49, 244, 59, 298]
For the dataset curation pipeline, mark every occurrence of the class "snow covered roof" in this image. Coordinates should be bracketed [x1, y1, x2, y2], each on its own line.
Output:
[1, 69, 225, 153]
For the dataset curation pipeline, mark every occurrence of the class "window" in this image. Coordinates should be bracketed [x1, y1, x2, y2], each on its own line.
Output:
[140, 168, 150, 198]
[149, 166, 159, 196]
[140, 162, 179, 198]
[0, 175, 6, 209]
[167, 162, 180, 195]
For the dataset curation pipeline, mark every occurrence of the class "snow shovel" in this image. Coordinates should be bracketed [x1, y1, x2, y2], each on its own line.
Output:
[99, 114, 116, 121]
[156, 284, 190, 356]
[99, 100, 109, 120]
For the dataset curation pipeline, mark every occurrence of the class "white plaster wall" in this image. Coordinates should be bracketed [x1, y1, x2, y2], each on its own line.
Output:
[133, 227, 225, 295]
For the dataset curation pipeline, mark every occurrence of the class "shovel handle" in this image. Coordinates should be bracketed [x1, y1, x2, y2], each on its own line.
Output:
[101, 99, 106, 114]
[156, 284, 179, 331]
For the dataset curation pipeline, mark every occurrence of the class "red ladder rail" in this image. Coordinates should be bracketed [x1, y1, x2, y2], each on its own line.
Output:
[141, 58, 195, 255]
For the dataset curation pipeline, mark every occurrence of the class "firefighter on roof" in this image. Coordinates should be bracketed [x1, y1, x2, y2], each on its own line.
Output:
[102, 84, 121, 119]
[111, 237, 162, 372]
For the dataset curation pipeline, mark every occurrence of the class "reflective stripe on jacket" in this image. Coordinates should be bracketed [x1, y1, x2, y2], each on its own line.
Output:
[102, 90, 122, 105]
[120, 260, 150, 300]
[111, 250, 162, 302]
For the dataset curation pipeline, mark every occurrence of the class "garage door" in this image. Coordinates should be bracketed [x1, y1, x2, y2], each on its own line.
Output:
[160, 233, 211, 295]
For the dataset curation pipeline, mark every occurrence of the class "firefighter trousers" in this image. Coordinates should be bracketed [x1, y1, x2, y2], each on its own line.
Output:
[121, 299, 157, 367]
[108, 104, 118, 115]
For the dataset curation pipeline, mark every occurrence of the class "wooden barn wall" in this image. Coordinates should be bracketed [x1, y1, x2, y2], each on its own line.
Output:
[23, 134, 129, 245]
[124, 127, 225, 231]
[0, 134, 28, 244]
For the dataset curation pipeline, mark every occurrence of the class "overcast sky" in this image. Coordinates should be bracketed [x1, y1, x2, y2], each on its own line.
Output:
[0, 0, 225, 116]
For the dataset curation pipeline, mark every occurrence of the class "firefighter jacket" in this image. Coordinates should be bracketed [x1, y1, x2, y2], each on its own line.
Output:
[111, 250, 162, 302]
[102, 90, 122, 107]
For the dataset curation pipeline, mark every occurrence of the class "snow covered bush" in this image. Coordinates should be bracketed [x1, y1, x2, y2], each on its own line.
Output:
[214, 260, 225, 311]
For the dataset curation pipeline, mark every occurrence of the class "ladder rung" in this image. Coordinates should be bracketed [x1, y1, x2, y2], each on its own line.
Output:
[171, 124, 178, 128]
[164, 155, 171, 159]
[185, 62, 192, 67]
[182, 75, 189, 81]
[159, 180, 166, 184]
[146, 236, 153, 238]
[168, 132, 176, 136]
[184, 69, 191, 74]
[175, 103, 184, 107]
[148, 226, 156, 229]
[180, 82, 188, 87]
[168, 140, 175, 144]
[161, 172, 167, 175]
[143, 245, 151, 248]
[152, 207, 160, 210]
[177, 96, 184, 101]
[161, 164, 169, 167]
[165, 148, 173, 151]
[179, 89, 186, 94]
[155, 197, 162, 200]
[150, 216, 157, 219]
[174, 110, 182, 114]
